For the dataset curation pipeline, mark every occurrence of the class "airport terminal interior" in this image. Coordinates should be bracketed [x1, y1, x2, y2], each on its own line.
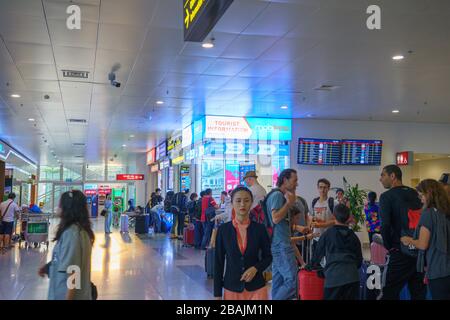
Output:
[0, 0, 450, 301]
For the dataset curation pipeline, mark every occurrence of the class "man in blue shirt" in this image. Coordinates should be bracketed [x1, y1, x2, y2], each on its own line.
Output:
[266, 169, 298, 300]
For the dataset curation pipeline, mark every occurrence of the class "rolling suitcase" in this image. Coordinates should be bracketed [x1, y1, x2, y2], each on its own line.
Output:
[120, 214, 129, 233]
[135, 214, 150, 234]
[205, 247, 215, 278]
[370, 241, 388, 265]
[183, 223, 195, 247]
[298, 238, 325, 300]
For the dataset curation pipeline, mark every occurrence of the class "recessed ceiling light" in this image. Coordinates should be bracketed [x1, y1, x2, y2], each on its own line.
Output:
[392, 110, 400, 113]
[280, 105, 288, 109]
[11, 94, 21, 98]
[392, 55, 404, 61]
[202, 37, 215, 49]
[28, 118, 35, 122]
[156, 100, 164, 105]
[202, 42, 214, 49]
[129, 134, 135, 138]
[122, 144, 127, 147]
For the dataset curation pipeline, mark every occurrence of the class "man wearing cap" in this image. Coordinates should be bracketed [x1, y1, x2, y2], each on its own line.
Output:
[244, 171, 267, 210]
[439, 173, 450, 196]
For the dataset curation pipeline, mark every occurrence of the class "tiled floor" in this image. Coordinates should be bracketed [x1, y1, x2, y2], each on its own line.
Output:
[0, 218, 371, 300]
[0, 218, 216, 300]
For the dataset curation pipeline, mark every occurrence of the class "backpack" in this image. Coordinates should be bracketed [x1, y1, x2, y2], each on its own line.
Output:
[258, 188, 285, 238]
[163, 192, 174, 212]
[311, 197, 335, 215]
[399, 188, 423, 257]
[173, 192, 187, 213]
[193, 199, 202, 220]
[205, 197, 216, 221]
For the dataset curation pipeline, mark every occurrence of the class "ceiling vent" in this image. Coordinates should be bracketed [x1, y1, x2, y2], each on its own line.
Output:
[314, 85, 339, 91]
[72, 143, 86, 146]
[61, 70, 90, 79]
[74, 155, 84, 158]
[68, 119, 87, 124]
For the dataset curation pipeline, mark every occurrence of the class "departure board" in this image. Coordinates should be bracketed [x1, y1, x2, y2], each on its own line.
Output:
[341, 140, 383, 165]
[297, 138, 341, 165]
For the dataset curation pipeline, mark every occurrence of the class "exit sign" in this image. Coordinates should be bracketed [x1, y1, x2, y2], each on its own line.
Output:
[183, 0, 234, 42]
[116, 174, 144, 181]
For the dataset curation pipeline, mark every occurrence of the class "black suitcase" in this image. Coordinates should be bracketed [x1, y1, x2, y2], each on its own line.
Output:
[135, 214, 150, 234]
[205, 247, 215, 278]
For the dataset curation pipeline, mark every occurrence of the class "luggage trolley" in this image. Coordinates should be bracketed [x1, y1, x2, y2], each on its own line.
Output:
[19, 213, 50, 249]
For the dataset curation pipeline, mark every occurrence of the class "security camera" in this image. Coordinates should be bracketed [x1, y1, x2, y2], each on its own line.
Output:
[108, 72, 121, 88]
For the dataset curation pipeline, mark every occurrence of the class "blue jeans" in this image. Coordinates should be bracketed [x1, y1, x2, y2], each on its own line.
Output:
[104, 211, 112, 233]
[194, 220, 203, 249]
[150, 210, 161, 233]
[271, 246, 298, 300]
[201, 221, 214, 249]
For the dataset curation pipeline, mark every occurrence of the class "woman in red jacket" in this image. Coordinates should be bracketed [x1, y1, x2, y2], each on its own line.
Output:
[214, 186, 272, 300]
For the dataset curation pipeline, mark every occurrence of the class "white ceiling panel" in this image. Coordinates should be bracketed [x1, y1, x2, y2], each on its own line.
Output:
[43, 0, 99, 22]
[191, 75, 232, 90]
[238, 59, 287, 77]
[47, 19, 98, 49]
[141, 27, 184, 56]
[6, 42, 54, 65]
[159, 73, 199, 88]
[149, 0, 183, 30]
[23, 80, 60, 92]
[220, 35, 279, 59]
[213, 0, 269, 34]
[54, 46, 96, 69]
[242, 2, 320, 37]
[0, 0, 45, 17]
[98, 23, 147, 52]
[203, 58, 252, 77]
[99, 0, 157, 26]
[179, 32, 238, 58]
[169, 55, 215, 74]
[0, 14, 51, 45]
[17, 63, 58, 80]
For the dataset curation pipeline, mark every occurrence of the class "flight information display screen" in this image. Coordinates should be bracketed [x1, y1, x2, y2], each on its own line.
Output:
[297, 138, 341, 165]
[341, 140, 383, 165]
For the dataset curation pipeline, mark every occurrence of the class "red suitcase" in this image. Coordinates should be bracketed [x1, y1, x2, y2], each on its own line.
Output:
[370, 241, 388, 265]
[183, 224, 195, 247]
[298, 269, 325, 300]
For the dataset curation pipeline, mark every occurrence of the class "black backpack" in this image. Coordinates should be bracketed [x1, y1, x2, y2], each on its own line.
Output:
[194, 199, 202, 220]
[311, 197, 335, 214]
[164, 192, 174, 212]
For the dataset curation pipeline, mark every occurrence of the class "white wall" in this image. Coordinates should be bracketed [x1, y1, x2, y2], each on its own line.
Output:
[413, 158, 450, 182]
[290, 119, 450, 205]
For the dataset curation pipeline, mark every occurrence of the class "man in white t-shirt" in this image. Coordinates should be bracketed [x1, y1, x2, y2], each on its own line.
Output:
[244, 171, 267, 209]
[0, 193, 21, 253]
[311, 179, 336, 253]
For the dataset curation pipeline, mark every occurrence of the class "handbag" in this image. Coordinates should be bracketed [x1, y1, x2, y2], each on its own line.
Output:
[100, 209, 107, 217]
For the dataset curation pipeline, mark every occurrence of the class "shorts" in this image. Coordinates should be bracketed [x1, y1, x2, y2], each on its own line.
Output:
[0, 221, 14, 235]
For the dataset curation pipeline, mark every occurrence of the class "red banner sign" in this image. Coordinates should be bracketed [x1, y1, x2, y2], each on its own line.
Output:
[396, 151, 412, 166]
[116, 174, 144, 181]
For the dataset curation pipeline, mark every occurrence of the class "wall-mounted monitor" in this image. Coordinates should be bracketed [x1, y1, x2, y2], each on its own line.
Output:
[341, 139, 383, 165]
[297, 138, 341, 165]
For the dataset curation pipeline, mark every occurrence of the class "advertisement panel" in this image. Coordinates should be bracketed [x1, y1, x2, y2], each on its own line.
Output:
[204, 116, 291, 141]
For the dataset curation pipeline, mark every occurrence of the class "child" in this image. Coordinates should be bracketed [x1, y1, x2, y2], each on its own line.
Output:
[310, 204, 363, 300]
[364, 191, 381, 243]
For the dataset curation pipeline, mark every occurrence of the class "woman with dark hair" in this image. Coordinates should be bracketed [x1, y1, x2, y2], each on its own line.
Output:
[401, 179, 450, 300]
[38, 190, 95, 300]
[214, 186, 272, 300]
